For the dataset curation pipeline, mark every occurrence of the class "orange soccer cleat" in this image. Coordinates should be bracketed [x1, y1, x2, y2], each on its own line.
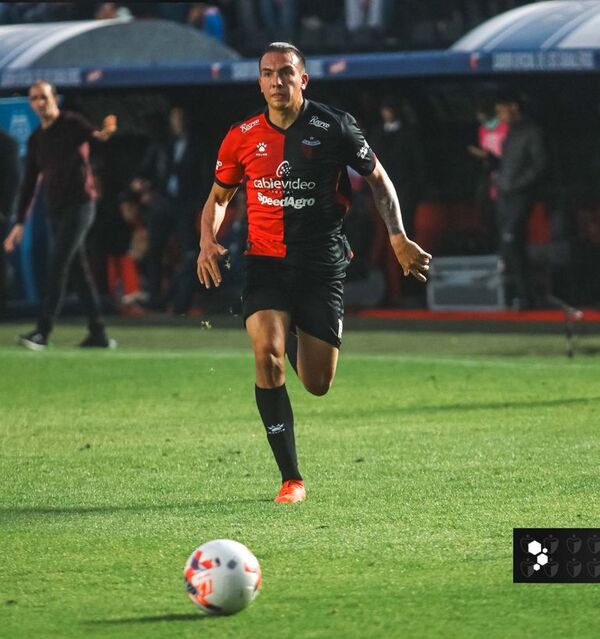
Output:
[274, 480, 306, 504]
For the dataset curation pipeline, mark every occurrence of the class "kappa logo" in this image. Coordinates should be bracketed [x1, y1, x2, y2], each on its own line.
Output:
[309, 115, 330, 130]
[276, 160, 292, 177]
[356, 142, 370, 160]
[256, 141, 268, 156]
[240, 118, 260, 133]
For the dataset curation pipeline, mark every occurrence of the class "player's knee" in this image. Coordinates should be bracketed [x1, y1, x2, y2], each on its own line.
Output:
[254, 347, 285, 384]
[303, 375, 333, 396]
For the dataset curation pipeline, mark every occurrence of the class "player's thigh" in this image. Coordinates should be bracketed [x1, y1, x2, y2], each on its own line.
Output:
[296, 328, 339, 396]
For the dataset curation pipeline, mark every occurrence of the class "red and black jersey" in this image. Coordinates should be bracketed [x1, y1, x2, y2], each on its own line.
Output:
[215, 99, 376, 272]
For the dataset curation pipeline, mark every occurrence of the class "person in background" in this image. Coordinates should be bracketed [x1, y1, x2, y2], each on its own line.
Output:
[467, 96, 510, 246]
[3, 80, 118, 349]
[494, 91, 546, 310]
[0, 128, 20, 315]
[133, 106, 208, 312]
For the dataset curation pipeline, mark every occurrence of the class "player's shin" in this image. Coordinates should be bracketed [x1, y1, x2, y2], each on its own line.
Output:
[254, 384, 302, 482]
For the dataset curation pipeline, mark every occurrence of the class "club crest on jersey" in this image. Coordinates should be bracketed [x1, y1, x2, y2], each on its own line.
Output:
[301, 136, 321, 159]
[256, 142, 268, 156]
[309, 115, 330, 130]
[276, 161, 292, 178]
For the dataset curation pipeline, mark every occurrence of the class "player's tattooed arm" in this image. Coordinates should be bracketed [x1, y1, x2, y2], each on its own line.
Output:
[364, 160, 405, 236]
[365, 159, 432, 282]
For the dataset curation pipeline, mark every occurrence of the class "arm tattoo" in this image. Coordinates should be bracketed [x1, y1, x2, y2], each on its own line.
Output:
[369, 177, 405, 236]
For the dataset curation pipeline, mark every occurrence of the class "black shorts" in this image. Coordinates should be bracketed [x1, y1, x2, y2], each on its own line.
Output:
[242, 257, 345, 348]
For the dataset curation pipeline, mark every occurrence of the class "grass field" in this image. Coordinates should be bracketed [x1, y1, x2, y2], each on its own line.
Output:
[2, 322, 600, 639]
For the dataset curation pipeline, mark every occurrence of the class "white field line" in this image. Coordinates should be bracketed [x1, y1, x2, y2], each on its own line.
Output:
[1, 347, 599, 370]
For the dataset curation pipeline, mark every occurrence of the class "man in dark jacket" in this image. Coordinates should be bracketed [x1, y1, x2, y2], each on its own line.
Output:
[494, 93, 546, 310]
[0, 128, 20, 313]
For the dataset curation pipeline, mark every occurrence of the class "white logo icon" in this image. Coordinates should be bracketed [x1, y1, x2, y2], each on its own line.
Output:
[266, 423, 285, 434]
[527, 540, 549, 571]
[356, 142, 370, 160]
[215, 160, 222, 170]
[256, 142, 267, 153]
[276, 161, 292, 177]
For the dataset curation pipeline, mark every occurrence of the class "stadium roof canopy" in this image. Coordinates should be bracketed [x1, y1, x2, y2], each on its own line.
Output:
[1, 2, 600, 92]
[0, 18, 240, 90]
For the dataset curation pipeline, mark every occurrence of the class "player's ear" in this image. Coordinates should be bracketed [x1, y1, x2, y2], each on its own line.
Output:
[301, 72, 309, 91]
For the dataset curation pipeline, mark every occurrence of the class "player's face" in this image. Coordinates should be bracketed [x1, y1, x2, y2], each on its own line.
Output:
[258, 51, 308, 112]
[29, 83, 57, 118]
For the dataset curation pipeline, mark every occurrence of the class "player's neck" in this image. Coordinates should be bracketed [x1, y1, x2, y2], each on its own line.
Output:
[268, 100, 304, 130]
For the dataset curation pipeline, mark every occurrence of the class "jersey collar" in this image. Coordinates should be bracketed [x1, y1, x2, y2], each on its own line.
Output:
[264, 99, 310, 134]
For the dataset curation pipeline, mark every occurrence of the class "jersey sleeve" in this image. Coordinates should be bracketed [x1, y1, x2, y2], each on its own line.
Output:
[340, 112, 376, 176]
[214, 128, 243, 188]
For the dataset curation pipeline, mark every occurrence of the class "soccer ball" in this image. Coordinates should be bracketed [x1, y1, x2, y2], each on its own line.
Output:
[183, 539, 261, 615]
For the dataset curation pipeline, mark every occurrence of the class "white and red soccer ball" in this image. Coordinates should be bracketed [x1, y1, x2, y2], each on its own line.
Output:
[184, 539, 261, 615]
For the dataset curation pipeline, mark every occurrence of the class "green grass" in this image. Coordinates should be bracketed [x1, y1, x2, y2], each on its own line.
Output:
[1, 323, 600, 639]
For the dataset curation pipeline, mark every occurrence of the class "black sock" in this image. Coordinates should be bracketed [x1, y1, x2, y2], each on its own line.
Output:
[286, 331, 298, 375]
[255, 384, 302, 482]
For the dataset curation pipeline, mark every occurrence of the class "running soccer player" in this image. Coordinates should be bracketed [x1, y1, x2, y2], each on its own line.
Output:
[197, 43, 431, 503]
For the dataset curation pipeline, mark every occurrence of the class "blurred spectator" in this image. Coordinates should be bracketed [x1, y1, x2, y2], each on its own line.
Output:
[494, 91, 547, 310]
[345, 0, 383, 33]
[187, 3, 226, 41]
[94, 3, 132, 20]
[0, 129, 20, 314]
[132, 106, 208, 311]
[467, 96, 509, 244]
[259, 0, 298, 41]
[369, 99, 425, 236]
[369, 99, 426, 306]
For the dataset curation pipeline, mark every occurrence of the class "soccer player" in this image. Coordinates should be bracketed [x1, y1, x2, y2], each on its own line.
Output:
[3, 80, 117, 350]
[197, 43, 431, 503]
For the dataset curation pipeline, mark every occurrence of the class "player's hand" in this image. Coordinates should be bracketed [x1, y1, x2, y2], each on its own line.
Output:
[467, 145, 489, 159]
[3, 224, 24, 253]
[389, 233, 432, 283]
[103, 115, 117, 134]
[198, 240, 229, 288]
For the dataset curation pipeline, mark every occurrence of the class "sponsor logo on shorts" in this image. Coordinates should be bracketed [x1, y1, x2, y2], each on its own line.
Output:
[240, 118, 260, 133]
[253, 177, 315, 190]
[257, 192, 315, 210]
[215, 160, 222, 171]
[309, 115, 330, 130]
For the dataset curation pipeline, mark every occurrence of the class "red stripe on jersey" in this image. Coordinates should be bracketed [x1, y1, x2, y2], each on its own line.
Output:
[216, 113, 287, 258]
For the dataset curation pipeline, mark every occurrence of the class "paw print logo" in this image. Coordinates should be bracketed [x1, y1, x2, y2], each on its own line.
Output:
[256, 142, 267, 153]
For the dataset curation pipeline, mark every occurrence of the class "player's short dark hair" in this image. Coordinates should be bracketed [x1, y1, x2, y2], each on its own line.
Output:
[259, 42, 306, 71]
